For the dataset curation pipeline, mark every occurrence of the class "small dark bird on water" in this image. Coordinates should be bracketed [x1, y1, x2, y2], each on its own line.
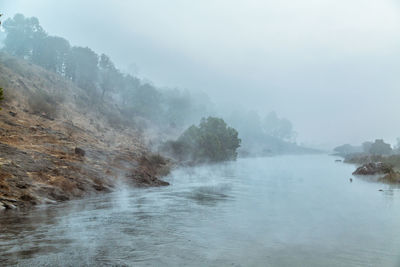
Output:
[349, 178, 353, 182]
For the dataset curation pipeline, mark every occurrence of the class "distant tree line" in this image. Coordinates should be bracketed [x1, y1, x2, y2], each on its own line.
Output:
[334, 139, 393, 156]
[1, 14, 213, 127]
[224, 109, 300, 156]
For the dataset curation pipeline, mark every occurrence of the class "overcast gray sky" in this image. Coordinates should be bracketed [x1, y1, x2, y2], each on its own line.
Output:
[2, 0, 400, 148]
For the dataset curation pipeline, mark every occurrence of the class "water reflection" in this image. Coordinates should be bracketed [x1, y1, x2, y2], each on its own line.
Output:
[187, 184, 232, 206]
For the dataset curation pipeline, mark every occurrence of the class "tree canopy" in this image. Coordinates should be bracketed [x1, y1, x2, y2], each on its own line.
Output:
[369, 139, 392, 155]
[263, 111, 295, 141]
[1, 13, 214, 128]
[333, 144, 362, 155]
[162, 117, 241, 163]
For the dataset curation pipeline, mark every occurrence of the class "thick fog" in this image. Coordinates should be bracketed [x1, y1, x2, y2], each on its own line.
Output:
[2, 0, 400, 148]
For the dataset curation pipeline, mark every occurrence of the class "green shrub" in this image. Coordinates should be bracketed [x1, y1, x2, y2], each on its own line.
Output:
[163, 116, 241, 163]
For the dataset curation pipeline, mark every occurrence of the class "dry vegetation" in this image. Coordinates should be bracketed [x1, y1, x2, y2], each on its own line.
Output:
[0, 53, 169, 210]
[345, 154, 400, 171]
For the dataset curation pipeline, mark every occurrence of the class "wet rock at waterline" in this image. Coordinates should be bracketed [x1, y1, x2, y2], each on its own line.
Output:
[352, 162, 393, 175]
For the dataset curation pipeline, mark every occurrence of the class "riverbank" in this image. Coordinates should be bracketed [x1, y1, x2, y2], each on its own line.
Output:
[0, 54, 170, 210]
[343, 153, 400, 183]
[0, 102, 171, 210]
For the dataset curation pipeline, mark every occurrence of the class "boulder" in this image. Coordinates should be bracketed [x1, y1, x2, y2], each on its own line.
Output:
[353, 162, 392, 175]
[74, 147, 85, 157]
[129, 154, 170, 187]
[8, 111, 17, 117]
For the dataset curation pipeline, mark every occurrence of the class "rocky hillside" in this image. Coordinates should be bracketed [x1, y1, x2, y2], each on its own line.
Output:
[0, 53, 170, 210]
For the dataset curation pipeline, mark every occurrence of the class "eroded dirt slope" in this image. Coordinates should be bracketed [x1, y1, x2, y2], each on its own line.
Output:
[0, 54, 169, 210]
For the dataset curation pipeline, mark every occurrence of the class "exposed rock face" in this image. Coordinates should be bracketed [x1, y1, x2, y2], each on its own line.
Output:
[352, 162, 393, 175]
[0, 108, 170, 210]
[129, 155, 171, 187]
[0, 109, 171, 209]
[0, 140, 113, 209]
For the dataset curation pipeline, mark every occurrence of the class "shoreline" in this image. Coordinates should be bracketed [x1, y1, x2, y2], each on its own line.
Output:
[336, 153, 400, 184]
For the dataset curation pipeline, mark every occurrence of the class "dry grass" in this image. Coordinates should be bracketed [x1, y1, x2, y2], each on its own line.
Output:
[27, 91, 59, 118]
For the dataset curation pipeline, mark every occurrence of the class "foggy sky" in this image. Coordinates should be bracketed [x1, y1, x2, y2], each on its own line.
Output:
[2, 0, 400, 148]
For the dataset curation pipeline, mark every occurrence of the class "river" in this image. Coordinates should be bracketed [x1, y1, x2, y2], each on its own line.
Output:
[1, 155, 400, 266]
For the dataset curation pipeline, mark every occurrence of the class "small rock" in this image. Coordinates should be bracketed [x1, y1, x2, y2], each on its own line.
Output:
[74, 147, 85, 157]
[20, 194, 35, 201]
[16, 183, 28, 189]
[42, 198, 57, 204]
[3, 202, 17, 209]
[40, 113, 54, 121]
[9, 111, 17, 117]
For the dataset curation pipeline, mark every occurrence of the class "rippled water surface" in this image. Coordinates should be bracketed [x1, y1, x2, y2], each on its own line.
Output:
[1, 155, 400, 266]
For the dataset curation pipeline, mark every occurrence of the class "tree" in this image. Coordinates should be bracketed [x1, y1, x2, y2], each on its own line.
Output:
[163, 117, 241, 163]
[0, 14, 4, 45]
[130, 83, 162, 121]
[333, 144, 361, 155]
[119, 74, 141, 106]
[3, 14, 46, 58]
[65, 46, 99, 92]
[263, 111, 295, 141]
[2, 14, 71, 75]
[362, 141, 373, 153]
[98, 54, 120, 100]
[369, 139, 392, 155]
[31, 36, 70, 74]
[162, 89, 192, 127]
[393, 138, 400, 154]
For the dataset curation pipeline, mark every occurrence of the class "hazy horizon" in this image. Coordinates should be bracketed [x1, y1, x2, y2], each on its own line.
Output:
[3, 0, 400, 149]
